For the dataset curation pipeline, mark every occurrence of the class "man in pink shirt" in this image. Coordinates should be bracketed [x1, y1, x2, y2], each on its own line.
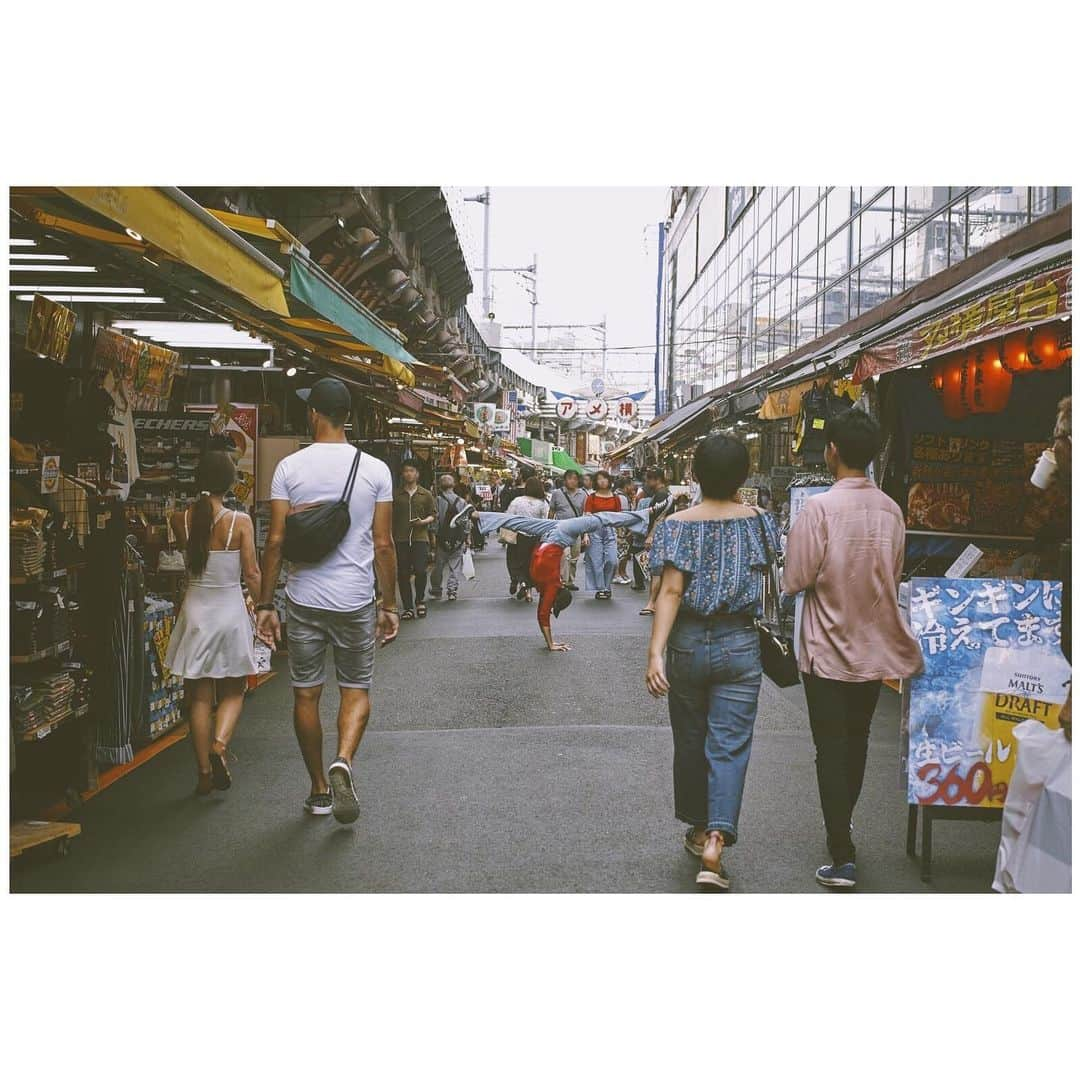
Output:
[783, 409, 923, 890]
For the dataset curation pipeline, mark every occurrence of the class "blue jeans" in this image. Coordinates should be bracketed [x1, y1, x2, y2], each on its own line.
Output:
[666, 611, 762, 845]
[583, 526, 618, 591]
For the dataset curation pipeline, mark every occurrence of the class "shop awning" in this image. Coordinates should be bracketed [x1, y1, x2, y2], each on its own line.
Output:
[506, 450, 558, 475]
[851, 240, 1071, 382]
[551, 448, 586, 473]
[606, 424, 657, 461]
[56, 186, 291, 316]
[288, 253, 419, 370]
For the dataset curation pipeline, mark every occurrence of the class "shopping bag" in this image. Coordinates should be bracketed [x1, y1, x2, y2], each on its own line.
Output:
[993, 720, 1072, 893]
[462, 547, 476, 581]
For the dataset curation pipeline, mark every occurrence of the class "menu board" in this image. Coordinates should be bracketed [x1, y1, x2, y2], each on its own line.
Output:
[906, 433, 1065, 536]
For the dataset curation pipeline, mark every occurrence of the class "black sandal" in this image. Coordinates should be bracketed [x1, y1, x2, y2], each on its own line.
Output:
[401, 609, 416, 620]
[416, 603, 427, 618]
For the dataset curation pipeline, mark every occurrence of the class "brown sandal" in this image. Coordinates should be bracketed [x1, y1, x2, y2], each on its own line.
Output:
[209, 740, 232, 790]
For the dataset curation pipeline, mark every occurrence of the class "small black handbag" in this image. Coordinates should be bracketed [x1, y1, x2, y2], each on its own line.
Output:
[283, 446, 362, 564]
[752, 509, 800, 688]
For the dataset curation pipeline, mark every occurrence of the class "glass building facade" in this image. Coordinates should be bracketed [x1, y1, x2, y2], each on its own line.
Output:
[664, 186, 1072, 407]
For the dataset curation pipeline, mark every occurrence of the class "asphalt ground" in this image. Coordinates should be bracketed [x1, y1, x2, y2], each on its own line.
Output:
[11, 543, 1001, 893]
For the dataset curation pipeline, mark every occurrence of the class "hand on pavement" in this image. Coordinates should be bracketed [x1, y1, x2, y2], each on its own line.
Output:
[548, 642, 572, 652]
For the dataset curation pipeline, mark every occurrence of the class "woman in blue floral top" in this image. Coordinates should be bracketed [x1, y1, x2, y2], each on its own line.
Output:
[645, 434, 782, 891]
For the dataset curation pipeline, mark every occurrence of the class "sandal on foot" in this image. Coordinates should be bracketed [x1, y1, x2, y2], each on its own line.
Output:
[639, 608, 655, 616]
[209, 741, 232, 790]
[683, 828, 705, 858]
[416, 603, 427, 618]
[196, 771, 214, 797]
[401, 609, 416, 620]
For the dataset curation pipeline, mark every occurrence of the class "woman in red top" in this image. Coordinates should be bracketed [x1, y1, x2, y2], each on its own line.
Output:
[583, 470, 621, 599]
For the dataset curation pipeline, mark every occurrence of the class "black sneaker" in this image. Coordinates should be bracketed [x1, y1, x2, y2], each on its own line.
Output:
[328, 758, 360, 824]
[304, 792, 333, 816]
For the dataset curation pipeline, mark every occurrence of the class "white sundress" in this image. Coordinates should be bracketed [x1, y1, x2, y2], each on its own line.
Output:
[164, 509, 257, 680]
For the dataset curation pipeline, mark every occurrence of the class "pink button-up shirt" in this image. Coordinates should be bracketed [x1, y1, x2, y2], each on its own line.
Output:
[782, 477, 924, 682]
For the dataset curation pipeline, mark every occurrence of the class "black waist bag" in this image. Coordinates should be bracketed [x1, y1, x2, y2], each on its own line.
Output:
[283, 447, 362, 564]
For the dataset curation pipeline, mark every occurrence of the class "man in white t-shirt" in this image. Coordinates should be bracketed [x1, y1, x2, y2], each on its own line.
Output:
[257, 378, 399, 824]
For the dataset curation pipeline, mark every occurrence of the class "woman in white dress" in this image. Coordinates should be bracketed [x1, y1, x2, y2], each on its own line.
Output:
[165, 452, 262, 796]
[506, 477, 551, 602]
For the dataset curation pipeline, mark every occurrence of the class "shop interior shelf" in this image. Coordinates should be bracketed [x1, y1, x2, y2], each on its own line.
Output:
[16, 703, 89, 743]
[10, 566, 78, 586]
[11, 642, 72, 665]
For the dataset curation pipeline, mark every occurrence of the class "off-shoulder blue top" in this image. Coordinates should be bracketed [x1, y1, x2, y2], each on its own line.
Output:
[648, 513, 783, 617]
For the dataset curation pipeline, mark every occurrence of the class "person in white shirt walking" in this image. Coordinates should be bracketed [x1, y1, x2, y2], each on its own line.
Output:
[257, 378, 400, 824]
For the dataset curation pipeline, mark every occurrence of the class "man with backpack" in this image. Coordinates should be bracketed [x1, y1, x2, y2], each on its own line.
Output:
[429, 473, 470, 602]
[257, 377, 397, 826]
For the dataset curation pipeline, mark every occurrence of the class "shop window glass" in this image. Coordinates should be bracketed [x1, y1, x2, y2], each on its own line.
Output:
[774, 226, 793, 277]
[966, 187, 1029, 256]
[824, 222, 852, 285]
[826, 186, 854, 235]
[946, 199, 969, 265]
[797, 209, 820, 270]
[858, 187, 894, 265]
[1031, 187, 1054, 219]
[697, 187, 726, 270]
[799, 187, 821, 221]
[774, 188, 795, 245]
[822, 281, 849, 333]
[904, 186, 948, 232]
[1053, 187, 1071, 210]
[857, 246, 894, 316]
[904, 216, 948, 289]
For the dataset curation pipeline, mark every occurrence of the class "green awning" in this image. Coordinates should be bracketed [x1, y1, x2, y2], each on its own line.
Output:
[288, 254, 417, 367]
[551, 449, 586, 473]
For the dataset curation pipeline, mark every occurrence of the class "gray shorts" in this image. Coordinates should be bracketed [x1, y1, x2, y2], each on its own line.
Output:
[286, 599, 376, 690]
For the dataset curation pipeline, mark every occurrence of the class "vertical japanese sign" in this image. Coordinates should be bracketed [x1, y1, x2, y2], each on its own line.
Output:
[906, 577, 1068, 807]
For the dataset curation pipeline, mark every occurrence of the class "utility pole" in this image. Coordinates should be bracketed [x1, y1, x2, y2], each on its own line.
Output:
[463, 188, 492, 317]
[531, 252, 538, 363]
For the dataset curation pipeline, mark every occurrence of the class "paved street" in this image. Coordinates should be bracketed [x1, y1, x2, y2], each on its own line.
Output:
[12, 545, 1000, 893]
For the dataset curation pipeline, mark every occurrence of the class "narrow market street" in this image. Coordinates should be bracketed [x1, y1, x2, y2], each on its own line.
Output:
[11, 544, 999, 894]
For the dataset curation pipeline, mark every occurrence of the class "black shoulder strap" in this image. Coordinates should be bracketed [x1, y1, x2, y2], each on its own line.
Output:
[339, 447, 363, 504]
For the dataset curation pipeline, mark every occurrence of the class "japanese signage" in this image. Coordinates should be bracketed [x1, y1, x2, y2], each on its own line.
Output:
[492, 408, 511, 433]
[906, 434, 1064, 536]
[40, 454, 60, 495]
[24, 295, 76, 362]
[187, 403, 258, 510]
[854, 263, 1072, 382]
[615, 397, 639, 420]
[472, 403, 497, 426]
[92, 327, 181, 411]
[555, 399, 578, 420]
[583, 398, 610, 421]
[906, 578, 1067, 808]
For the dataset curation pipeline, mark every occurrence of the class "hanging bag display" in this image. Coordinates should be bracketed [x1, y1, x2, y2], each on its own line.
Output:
[752, 509, 800, 687]
[462, 547, 476, 581]
[283, 446, 362, 564]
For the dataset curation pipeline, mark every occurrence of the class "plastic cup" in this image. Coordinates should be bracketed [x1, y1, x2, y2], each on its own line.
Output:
[1030, 448, 1057, 489]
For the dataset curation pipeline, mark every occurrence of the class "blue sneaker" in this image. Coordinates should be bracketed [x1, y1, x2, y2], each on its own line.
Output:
[815, 862, 856, 889]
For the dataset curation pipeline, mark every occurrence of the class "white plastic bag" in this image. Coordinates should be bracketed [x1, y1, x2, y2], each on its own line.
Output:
[462, 547, 476, 581]
[993, 720, 1071, 893]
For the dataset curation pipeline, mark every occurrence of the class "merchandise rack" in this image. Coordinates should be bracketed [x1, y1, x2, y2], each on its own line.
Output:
[17, 703, 90, 743]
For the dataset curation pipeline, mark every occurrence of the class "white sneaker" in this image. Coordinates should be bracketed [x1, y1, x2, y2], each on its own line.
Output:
[613, 576, 632, 585]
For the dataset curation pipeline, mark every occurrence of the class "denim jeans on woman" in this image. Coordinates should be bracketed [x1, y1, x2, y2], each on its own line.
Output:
[666, 610, 763, 844]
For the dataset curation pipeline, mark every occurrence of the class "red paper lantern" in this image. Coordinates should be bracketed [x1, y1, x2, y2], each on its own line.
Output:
[963, 343, 1013, 414]
[1027, 325, 1067, 371]
[941, 352, 967, 420]
[1001, 330, 1032, 373]
[929, 359, 946, 396]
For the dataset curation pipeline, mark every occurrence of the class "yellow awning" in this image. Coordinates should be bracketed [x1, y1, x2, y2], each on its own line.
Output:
[205, 208, 302, 249]
[56, 186, 290, 317]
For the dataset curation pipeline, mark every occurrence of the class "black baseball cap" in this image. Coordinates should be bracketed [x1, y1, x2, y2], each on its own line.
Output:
[297, 377, 351, 418]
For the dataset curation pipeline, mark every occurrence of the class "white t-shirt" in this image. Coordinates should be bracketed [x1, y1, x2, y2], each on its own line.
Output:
[270, 442, 393, 611]
[507, 496, 549, 519]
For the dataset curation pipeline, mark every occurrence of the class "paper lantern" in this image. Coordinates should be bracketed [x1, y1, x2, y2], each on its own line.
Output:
[963, 344, 1013, 414]
[1027, 325, 1067, 371]
[929, 359, 946, 396]
[1001, 331, 1032, 374]
[941, 352, 967, 420]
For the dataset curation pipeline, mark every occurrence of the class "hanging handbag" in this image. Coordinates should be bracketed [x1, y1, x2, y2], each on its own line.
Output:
[283, 446, 362, 564]
[498, 527, 518, 545]
[752, 509, 800, 688]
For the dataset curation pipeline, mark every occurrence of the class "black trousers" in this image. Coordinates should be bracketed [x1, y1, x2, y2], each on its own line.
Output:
[802, 672, 882, 865]
[630, 547, 647, 588]
[396, 541, 429, 611]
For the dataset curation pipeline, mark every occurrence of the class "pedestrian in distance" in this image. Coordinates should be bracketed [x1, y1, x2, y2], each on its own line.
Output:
[429, 473, 470, 603]
[469, 504, 664, 651]
[582, 473, 594, 493]
[583, 470, 622, 599]
[392, 459, 436, 619]
[645, 434, 781, 891]
[636, 467, 674, 612]
[166, 452, 263, 797]
[782, 409, 923, 890]
[257, 377, 399, 825]
[506, 476, 549, 602]
[548, 468, 588, 591]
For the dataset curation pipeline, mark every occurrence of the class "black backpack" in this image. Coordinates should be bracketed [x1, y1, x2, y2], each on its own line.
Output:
[436, 493, 468, 552]
[283, 447, 362, 564]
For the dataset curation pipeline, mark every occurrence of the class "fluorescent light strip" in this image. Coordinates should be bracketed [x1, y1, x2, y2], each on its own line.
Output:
[14, 294, 165, 304]
[8, 285, 145, 293]
[9, 265, 98, 273]
[7, 253, 70, 261]
[10, 239, 35, 247]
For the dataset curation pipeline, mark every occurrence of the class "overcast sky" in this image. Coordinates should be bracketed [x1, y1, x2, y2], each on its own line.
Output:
[454, 187, 667, 392]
